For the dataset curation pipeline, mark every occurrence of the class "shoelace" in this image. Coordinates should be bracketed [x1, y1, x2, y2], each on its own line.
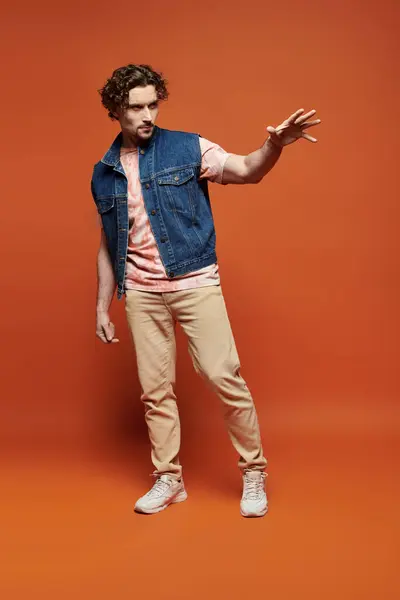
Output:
[243, 473, 266, 500]
[147, 477, 170, 499]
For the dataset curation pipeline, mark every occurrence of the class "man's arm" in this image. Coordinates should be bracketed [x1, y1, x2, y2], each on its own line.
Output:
[96, 228, 119, 344]
[221, 108, 321, 185]
[222, 138, 282, 184]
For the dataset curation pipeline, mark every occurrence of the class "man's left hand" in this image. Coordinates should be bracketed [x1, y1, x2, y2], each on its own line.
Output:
[267, 108, 321, 148]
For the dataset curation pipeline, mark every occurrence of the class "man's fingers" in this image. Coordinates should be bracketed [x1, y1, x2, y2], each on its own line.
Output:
[102, 322, 117, 342]
[267, 125, 282, 139]
[102, 326, 111, 342]
[96, 330, 119, 344]
[300, 119, 321, 129]
[287, 108, 305, 123]
[294, 109, 316, 125]
[302, 133, 318, 143]
[268, 116, 319, 144]
[96, 331, 108, 343]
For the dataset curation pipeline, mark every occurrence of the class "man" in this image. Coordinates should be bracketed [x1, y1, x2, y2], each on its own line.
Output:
[91, 64, 320, 518]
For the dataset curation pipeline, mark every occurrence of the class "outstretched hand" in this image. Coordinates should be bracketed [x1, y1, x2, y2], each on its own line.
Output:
[267, 108, 321, 148]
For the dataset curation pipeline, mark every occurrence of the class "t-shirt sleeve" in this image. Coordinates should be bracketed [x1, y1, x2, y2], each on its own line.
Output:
[199, 137, 232, 184]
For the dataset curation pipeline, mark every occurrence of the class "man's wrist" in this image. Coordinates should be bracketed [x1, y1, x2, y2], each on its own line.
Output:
[266, 136, 283, 151]
[96, 304, 110, 317]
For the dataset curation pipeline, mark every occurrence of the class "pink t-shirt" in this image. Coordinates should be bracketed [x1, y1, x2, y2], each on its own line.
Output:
[119, 138, 231, 292]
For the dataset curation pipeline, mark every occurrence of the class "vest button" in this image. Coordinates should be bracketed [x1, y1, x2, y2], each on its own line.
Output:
[145, 183, 150, 189]
[161, 236, 167, 243]
[174, 176, 179, 181]
[169, 271, 175, 278]
[151, 210, 156, 216]
[140, 149, 145, 155]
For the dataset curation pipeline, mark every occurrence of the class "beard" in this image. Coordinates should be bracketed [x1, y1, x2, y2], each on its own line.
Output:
[137, 125, 153, 135]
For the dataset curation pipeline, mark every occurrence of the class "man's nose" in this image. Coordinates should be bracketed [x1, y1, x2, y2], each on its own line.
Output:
[142, 108, 152, 122]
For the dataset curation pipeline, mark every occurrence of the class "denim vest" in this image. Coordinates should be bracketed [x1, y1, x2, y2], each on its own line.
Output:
[91, 126, 217, 299]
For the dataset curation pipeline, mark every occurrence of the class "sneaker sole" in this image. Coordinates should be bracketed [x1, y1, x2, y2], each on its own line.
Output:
[240, 505, 268, 518]
[134, 490, 188, 515]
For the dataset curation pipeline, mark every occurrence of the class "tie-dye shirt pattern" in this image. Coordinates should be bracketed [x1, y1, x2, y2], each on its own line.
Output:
[118, 138, 231, 292]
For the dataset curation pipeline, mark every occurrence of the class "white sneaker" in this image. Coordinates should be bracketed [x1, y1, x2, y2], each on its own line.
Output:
[134, 475, 188, 514]
[240, 470, 268, 517]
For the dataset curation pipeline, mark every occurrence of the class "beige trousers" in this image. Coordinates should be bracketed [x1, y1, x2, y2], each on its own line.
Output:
[125, 285, 267, 480]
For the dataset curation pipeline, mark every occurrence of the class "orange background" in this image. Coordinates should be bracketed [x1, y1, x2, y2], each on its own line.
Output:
[1, 0, 399, 598]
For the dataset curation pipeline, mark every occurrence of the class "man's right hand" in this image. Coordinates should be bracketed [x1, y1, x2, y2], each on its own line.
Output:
[96, 311, 119, 344]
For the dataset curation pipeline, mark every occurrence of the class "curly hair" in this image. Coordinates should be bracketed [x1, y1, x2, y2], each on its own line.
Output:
[99, 64, 169, 120]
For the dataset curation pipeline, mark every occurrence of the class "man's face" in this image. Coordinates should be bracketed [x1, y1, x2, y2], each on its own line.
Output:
[115, 85, 159, 142]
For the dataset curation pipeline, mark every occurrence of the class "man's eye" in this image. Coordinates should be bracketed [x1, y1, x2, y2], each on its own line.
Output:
[149, 103, 158, 110]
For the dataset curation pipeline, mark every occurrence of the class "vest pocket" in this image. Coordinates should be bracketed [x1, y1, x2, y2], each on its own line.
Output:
[95, 195, 115, 214]
[157, 168, 196, 218]
[157, 168, 194, 187]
